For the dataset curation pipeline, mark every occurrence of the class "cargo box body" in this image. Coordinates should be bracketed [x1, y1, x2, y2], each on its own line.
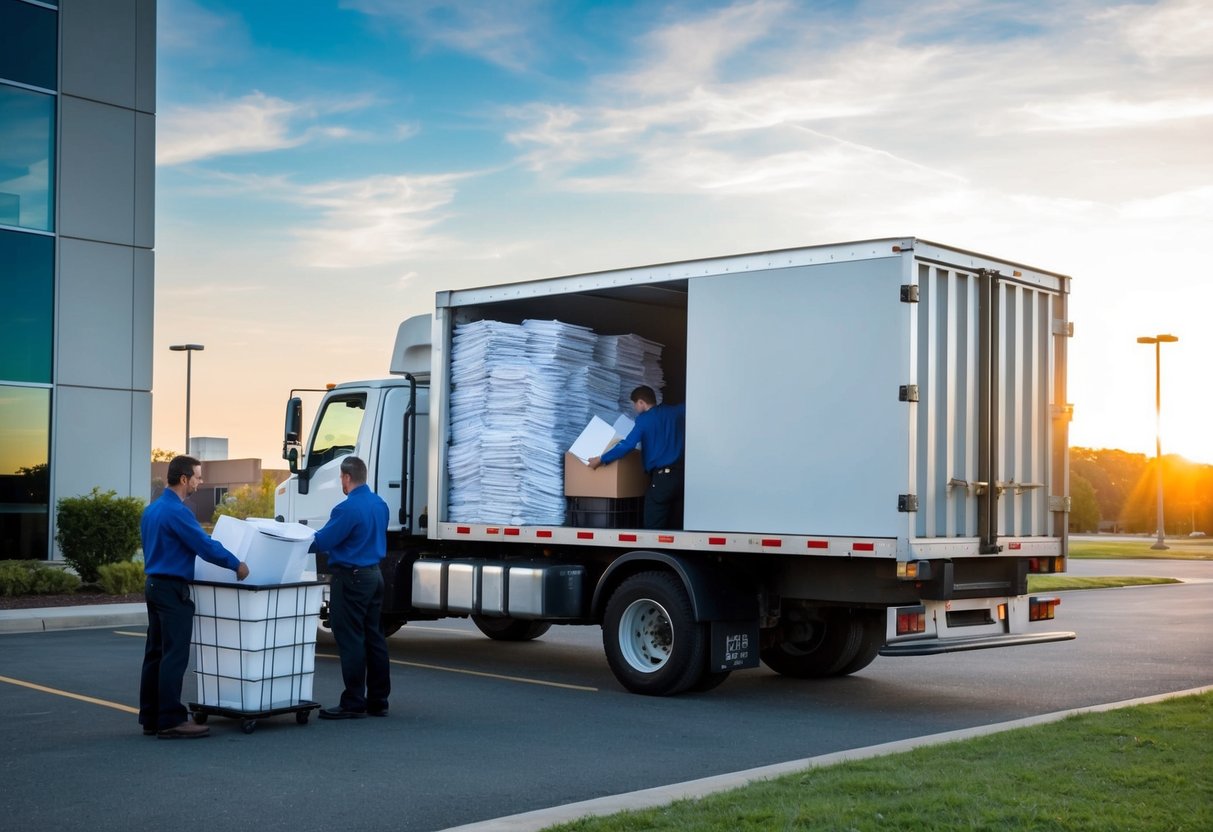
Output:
[428, 238, 1070, 559]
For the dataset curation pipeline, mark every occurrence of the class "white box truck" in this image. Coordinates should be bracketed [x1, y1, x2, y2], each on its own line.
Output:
[276, 237, 1075, 695]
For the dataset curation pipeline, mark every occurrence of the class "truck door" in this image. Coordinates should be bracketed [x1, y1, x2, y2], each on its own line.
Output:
[295, 391, 368, 528]
[375, 384, 430, 535]
[912, 264, 1069, 546]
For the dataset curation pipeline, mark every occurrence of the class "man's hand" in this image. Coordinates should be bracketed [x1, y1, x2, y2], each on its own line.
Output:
[236, 562, 250, 581]
[588, 456, 603, 470]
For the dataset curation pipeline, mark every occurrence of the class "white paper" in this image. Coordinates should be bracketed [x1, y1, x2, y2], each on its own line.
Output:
[568, 416, 619, 464]
[612, 414, 635, 439]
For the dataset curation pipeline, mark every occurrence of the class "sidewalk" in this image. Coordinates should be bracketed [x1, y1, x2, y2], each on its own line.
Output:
[0, 603, 147, 634]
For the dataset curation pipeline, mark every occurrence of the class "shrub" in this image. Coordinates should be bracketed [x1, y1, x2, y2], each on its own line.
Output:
[0, 560, 81, 596]
[96, 560, 145, 595]
[56, 488, 145, 583]
[213, 472, 279, 522]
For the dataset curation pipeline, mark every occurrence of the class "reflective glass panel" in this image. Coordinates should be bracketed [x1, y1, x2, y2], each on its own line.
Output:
[308, 394, 367, 471]
[0, 0, 58, 90]
[0, 84, 55, 231]
[0, 228, 53, 382]
[0, 384, 50, 560]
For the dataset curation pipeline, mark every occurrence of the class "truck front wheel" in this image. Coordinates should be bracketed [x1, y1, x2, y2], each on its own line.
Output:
[761, 609, 884, 678]
[472, 616, 552, 641]
[603, 571, 708, 696]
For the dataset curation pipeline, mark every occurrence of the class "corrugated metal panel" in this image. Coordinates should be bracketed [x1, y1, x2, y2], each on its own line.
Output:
[914, 264, 1061, 540]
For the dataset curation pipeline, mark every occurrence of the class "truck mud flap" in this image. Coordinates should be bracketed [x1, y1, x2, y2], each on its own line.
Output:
[710, 620, 760, 672]
[879, 630, 1075, 657]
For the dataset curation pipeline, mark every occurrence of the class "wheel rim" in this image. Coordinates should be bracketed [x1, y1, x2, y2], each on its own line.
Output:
[618, 597, 674, 673]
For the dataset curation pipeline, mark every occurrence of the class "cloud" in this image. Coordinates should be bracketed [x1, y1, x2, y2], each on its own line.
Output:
[341, 0, 550, 71]
[158, 92, 314, 166]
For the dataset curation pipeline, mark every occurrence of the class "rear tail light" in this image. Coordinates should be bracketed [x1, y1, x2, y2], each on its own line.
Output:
[1028, 556, 1067, 574]
[1029, 596, 1061, 621]
[895, 605, 927, 636]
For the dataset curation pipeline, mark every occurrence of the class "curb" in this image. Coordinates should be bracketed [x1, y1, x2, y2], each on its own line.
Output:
[0, 603, 147, 634]
[436, 684, 1213, 832]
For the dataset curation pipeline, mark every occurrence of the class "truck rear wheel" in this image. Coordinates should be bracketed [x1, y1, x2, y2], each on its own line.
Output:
[761, 609, 883, 678]
[472, 616, 552, 641]
[603, 571, 708, 696]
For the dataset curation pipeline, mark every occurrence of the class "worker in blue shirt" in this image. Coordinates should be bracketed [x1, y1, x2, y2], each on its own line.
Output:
[309, 455, 391, 719]
[139, 455, 248, 739]
[590, 385, 686, 530]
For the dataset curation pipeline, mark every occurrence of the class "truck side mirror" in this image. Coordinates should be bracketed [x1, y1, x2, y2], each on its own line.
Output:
[283, 397, 304, 473]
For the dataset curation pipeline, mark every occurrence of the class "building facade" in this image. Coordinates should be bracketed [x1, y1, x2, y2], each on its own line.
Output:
[0, 0, 155, 560]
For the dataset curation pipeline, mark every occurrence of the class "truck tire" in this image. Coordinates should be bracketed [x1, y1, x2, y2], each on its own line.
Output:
[603, 571, 708, 696]
[761, 609, 881, 678]
[472, 616, 552, 642]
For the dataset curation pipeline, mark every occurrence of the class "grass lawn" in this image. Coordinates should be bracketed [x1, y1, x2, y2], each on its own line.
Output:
[1028, 575, 1179, 592]
[543, 692, 1213, 832]
[1070, 538, 1213, 560]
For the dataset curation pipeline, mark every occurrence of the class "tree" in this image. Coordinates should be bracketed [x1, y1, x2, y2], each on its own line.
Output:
[1069, 473, 1099, 533]
[212, 472, 279, 522]
[151, 448, 178, 462]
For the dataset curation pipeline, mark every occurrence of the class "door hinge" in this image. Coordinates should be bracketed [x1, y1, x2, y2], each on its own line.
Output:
[900, 284, 919, 303]
[899, 384, 919, 402]
[1052, 319, 1074, 337]
[898, 494, 919, 512]
[1049, 495, 1072, 512]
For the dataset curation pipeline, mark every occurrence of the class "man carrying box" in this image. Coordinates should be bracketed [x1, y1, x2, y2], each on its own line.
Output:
[590, 386, 686, 530]
[140, 455, 249, 739]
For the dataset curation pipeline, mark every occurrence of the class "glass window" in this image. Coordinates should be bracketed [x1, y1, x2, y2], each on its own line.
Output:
[308, 394, 367, 471]
[0, 228, 53, 383]
[0, 384, 50, 560]
[0, 0, 57, 91]
[0, 84, 55, 231]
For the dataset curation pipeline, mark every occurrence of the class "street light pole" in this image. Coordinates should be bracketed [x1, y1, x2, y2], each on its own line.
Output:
[1136, 334, 1178, 550]
[169, 344, 205, 457]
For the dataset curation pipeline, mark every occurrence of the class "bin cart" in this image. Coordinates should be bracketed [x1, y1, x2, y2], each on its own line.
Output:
[189, 579, 324, 734]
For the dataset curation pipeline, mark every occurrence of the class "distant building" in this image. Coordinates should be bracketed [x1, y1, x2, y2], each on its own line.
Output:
[1, 1, 156, 560]
[190, 437, 230, 462]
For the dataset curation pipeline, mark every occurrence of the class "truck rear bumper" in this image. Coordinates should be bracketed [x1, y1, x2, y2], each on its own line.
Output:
[879, 630, 1075, 656]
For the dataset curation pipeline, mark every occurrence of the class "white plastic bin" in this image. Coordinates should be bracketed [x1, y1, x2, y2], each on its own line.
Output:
[195, 516, 316, 585]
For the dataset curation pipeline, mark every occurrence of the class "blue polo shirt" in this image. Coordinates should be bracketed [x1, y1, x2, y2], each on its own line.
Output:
[601, 402, 686, 473]
[308, 483, 389, 568]
[141, 489, 242, 580]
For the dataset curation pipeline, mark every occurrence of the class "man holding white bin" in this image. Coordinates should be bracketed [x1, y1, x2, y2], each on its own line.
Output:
[309, 456, 391, 719]
[140, 455, 249, 739]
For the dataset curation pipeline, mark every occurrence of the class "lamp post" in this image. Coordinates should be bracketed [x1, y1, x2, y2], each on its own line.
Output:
[1136, 334, 1178, 550]
[169, 344, 205, 456]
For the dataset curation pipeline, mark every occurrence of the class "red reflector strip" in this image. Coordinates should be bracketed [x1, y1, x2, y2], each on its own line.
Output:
[1008, 541, 1022, 550]
[806, 540, 828, 549]
[486, 527, 500, 535]
[852, 542, 875, 552]
[505, 528, 520, 536]
[762, 539, 782, 547]
[619, 533, 638, 542]
[456, 526, 471, 535]
[708, 537, 726, 545]
[658, 535, 675, 543]
[536, 530, 552, 539]
[577, 531, 594, 540]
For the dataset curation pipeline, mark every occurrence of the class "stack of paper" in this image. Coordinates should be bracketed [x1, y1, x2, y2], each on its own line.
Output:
[446, 318, 662, 525]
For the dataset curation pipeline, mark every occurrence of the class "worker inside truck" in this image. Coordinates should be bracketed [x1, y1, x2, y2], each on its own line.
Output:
[589, 385, 685, 530]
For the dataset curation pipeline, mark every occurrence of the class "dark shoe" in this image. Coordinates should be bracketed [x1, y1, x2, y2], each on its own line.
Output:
[367, 705, 388, 717]
[318, 706, 367, 720]
[157, 721, 210, 739]
[142, 726, 156, 736]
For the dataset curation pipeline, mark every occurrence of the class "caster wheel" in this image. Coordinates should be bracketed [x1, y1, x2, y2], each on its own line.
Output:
[240, 719, 257, 734]
[192, 713, 209, 725]
[296, 711, 310, 725]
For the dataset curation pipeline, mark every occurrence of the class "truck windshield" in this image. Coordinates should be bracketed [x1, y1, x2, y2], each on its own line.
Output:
[308, 393, 367, 469]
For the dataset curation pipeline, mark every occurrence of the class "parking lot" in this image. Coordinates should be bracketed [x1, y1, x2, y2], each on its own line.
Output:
[3, 563, 1213, 831]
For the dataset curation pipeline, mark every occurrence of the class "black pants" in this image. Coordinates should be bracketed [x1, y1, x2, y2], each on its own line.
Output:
[139, 575, 194, 731]
[328, 566, 391, 712]
[644, 467, 684, 530]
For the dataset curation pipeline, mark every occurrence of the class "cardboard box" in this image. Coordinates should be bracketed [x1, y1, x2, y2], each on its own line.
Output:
[564, 449, 648, 498]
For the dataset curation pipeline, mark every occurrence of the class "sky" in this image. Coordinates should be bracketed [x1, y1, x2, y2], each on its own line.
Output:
[152, 0, 1213, 469]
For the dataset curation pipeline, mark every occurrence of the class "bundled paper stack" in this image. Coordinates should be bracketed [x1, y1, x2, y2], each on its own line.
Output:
[447, 318, 663, 525]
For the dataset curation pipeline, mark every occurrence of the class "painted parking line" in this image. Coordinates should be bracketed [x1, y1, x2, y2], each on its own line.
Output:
[317, 651, 598, 693]
[0, 674, 137, 715]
